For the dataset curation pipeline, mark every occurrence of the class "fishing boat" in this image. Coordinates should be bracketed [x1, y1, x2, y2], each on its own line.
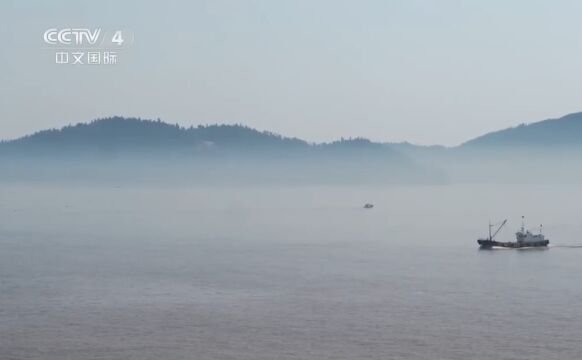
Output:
[477, 216, 549, 248]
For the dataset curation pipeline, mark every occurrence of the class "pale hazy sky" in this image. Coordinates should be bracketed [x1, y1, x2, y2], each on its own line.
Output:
[1, 0, 582, 145]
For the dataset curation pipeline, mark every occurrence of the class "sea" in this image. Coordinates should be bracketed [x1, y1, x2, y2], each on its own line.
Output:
[1, 183, 582, 359]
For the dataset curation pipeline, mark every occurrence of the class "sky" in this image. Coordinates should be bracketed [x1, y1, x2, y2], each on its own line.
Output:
[1, 0, 582, 146]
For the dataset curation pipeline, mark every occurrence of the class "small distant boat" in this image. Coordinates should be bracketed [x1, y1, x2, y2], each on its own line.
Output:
[363, 203, 374, 209]
[477, 216, 549, 248]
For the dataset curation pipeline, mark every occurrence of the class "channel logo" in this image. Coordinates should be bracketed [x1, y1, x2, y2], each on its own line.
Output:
[43, 28, 103, 45]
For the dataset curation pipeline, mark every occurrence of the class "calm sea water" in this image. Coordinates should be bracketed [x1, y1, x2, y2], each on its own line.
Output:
[1, 184, 582, 360]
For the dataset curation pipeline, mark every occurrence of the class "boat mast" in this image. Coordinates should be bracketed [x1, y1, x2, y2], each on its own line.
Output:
[521, 216, 525, 233]
[489, 221, 492, 240]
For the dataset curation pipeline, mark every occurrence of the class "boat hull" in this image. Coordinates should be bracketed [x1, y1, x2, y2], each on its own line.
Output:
[477, 239, 549, 248]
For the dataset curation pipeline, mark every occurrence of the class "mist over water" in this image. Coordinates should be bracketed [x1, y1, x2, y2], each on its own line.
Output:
[2, 183, 582, 359]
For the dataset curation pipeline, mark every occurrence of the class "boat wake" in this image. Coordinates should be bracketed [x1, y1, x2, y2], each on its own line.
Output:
[481, 244, 582, 250]
[549, 244, 582, 249]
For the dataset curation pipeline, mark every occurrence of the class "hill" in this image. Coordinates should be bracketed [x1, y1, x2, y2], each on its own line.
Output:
[0, 117, 307, 154]
[461, 112, 582, 148]
[0, 117, 437, 184]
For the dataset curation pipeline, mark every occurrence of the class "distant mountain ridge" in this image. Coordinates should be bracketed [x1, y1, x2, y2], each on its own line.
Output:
[5, 111, 582, 152]
[2, 112, 582, 184]
[0, 117, 438, 184]
[0, 117, 308, 152]
[462, 112, 582, 147]
[0, 116, 406, 154]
